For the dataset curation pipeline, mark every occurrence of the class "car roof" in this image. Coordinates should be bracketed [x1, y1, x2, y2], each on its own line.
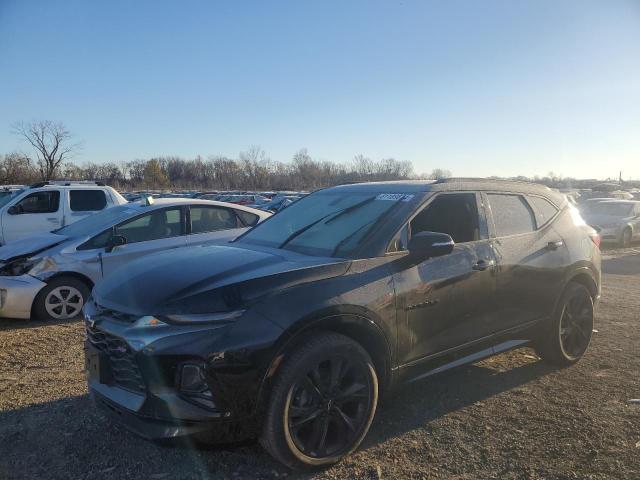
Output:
[126, 198, 271, 216]
[326, 178, 564, 202]
[32, 184, 114, 190]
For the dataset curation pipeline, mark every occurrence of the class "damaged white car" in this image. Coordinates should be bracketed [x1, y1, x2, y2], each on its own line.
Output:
[0, 198, 271, 320]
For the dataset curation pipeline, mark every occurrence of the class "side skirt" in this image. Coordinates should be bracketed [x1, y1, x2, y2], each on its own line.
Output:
[406, 339, 529, 383]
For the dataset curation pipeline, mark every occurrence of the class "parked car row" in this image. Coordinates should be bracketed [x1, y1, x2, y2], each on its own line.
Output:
[79, 179, 601, 470]
[120, 189, 308, 213]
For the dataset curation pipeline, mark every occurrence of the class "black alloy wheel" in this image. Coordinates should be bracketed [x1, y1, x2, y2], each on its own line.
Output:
[558, 287, 594, 361]
[261, 332, 378, 470]
[535, 282, 594, 366]
[286, 355, 373, 459]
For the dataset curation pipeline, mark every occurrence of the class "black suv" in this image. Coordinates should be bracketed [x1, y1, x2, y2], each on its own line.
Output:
[84, 179, 601, 469]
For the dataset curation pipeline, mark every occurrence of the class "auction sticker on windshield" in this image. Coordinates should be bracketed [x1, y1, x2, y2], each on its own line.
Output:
[375, 193, 414, 201]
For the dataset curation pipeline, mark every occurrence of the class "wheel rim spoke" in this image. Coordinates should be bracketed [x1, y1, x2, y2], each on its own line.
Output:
[309, 415, 330, 455]
[287, 354, 372, 459]
[329, 357, 344, 389]
[334, 405, 356, 431]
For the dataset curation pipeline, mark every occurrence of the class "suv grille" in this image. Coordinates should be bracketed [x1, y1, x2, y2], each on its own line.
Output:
[86, 323, 145, 394]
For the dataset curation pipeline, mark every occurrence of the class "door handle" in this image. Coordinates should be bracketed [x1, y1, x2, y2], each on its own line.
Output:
[546, 240, 564, 251]
[47, 217, 60, 223]
[472, 259, 495, 271]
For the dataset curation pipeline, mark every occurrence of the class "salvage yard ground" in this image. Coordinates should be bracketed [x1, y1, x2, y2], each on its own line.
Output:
[1, 247, 639, 480]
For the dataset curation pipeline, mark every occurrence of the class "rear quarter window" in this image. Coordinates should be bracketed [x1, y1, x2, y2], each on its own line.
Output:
[236, 210, 260, 227]
[527, 196, 559, 228]
[70, 190, 107, 211]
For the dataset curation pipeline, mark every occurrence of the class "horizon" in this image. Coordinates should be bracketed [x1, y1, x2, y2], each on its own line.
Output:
[1, 0, 639, 180]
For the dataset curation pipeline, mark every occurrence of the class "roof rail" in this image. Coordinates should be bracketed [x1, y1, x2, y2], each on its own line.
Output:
[435, 177, 538, 185]
[29, 180, 106, 188]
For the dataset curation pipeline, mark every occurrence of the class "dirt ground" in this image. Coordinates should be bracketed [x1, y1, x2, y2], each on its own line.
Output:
[1, 248, 639, 480]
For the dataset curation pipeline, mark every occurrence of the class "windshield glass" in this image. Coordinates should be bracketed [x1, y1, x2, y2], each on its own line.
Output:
[238, 191, 415, 257]
[0, 189, 24, 208]
[55, 205, 138, 237]
[582, 203, 634, 217]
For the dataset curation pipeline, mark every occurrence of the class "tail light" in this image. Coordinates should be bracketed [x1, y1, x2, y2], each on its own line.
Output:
[589, 232, 601, 248]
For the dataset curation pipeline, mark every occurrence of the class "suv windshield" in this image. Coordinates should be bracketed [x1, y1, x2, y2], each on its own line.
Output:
[583, 203, 634, 217]
[238, 191, 416, 257]
[55, 205, 138, 237]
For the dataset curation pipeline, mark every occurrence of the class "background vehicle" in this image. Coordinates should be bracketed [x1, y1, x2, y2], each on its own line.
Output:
[0, 198, 270, 320]
[85, 179, 600, 470]
[580, 199, 640, 246]
[0, 181, 127, 245]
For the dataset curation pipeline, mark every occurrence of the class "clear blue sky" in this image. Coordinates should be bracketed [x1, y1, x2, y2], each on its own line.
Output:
[1, 0, 639, 179]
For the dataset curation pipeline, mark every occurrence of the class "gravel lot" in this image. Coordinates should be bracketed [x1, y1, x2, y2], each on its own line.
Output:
[1, 248, 639, 480]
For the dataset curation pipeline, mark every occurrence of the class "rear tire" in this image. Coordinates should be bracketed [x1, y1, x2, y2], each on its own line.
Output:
[260, 332, 378, 470]
[33, 276, 90, 321]
[534, 283, 594, 366]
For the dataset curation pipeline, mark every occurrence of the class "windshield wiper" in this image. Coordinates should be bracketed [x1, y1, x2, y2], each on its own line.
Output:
[278, 196, 377, 249]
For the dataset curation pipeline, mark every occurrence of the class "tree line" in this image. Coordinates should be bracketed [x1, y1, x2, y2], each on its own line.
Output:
[3, 120, 449, 190]
[3, 120, 637, 191]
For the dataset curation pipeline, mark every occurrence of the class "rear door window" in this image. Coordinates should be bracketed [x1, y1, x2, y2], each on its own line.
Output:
[15, 191, 60, 213]
[527, 196, 559, 228]
[487, 194, 536, 237]
[190, 206, 239, 233]
[70, 190, 107, 211]
[115, 208, 183, 243]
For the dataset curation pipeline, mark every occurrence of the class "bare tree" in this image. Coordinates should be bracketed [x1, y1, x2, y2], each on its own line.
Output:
[12, 120, 81, 180]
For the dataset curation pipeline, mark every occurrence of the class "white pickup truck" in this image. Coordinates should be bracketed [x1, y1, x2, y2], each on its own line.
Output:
[0, 181, 127, 245]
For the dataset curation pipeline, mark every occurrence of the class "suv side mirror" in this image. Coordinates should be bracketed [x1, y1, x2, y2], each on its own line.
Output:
[7, 205, 21, 215]
[408, 231, 455, 260]
[105, 234, 127, 253]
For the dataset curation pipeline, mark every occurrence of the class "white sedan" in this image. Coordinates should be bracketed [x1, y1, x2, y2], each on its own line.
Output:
[0, 198, 271, 320]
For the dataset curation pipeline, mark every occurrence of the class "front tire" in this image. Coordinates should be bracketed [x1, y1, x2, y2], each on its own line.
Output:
[33, 276, 90, 321]
[534, 283, 594, 366]
[260, 332, 378, 470]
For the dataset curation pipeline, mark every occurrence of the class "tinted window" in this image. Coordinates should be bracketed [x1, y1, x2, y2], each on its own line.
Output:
[78, 228, 113, 251]
[410, 193, 481, 243]
[527, 196, 558, 228]
[70, 190, 107, 211]
[239, 192, 417, 258]
[487, 194, 535, 237]
[15, 191, 60, 213]
[190, 206, 239, 233]
[115, 208, 182, 243]
[236, 209, 259, 227]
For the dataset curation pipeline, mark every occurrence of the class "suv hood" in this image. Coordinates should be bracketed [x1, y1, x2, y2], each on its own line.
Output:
[0, 232, 68, 262]
[92, 244, 350, 316]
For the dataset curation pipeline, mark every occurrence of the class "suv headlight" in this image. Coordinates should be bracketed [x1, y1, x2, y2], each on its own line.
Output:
[161, 310, 245, 324]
